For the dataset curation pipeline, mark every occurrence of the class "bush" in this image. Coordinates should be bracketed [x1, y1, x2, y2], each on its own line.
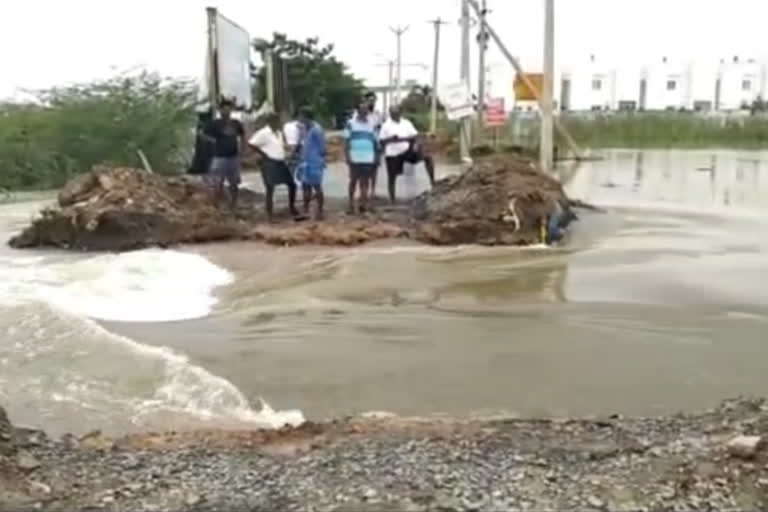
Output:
[0, 72, 197, 190]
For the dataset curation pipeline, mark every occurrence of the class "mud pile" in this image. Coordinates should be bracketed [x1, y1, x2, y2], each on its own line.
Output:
[8, 156, 577, 251]
[8, 166, 251, 251]
[412, 156, 574, 245]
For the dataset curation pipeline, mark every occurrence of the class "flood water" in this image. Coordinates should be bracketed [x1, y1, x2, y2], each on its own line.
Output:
[2, 149, 768, 435]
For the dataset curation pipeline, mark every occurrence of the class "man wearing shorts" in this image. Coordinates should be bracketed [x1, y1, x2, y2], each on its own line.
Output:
[297, 106, 327, 220]
[363, 92, 384, 197]
[248, 113, 301, 221]
[344, 100, 379, 214]
[379, 105, 436, 203]
[206, 99, 245, 208]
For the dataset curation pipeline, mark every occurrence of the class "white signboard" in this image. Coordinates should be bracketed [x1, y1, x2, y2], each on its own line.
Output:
[199, 10, 253, 111]
[439, 82, 474, 120]
[215, 13, 253, 110]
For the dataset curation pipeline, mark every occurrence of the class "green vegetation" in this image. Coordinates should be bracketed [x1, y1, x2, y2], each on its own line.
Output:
[559, 113, 768, 150]
[0, 72, 196, 190]
[252, 33, 364, 125]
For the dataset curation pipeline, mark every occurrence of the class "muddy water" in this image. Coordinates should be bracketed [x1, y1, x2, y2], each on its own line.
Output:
[3, 149, 768, 434]
[112, 149, 768, 422]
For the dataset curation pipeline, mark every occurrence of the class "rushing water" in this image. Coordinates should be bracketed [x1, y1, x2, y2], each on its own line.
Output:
[2, 149, 768, 435]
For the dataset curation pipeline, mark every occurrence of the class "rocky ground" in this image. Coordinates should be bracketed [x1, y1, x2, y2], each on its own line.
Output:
[2, 398, 768, 511]
[8, 156, 576, 252]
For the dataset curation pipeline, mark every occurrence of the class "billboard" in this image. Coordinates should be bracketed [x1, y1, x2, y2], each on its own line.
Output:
[485, 97, 506, 127]
[199, 9, 253, 111]
[439, 82, 474, 120]
[513, 73, 543, 102]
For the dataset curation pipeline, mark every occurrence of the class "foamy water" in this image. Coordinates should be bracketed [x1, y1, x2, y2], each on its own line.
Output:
[0, 200, 304, 433]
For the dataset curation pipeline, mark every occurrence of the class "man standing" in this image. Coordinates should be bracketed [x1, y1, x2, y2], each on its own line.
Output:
[206, 99, 245, 208]
[379, 105, 436, 203]
[364, 92, 384, 197]
[344, 100, 378, 214]
[283, 110, 303, 174]
[297, 106, 326, 220]
[248, 113, 301, 221]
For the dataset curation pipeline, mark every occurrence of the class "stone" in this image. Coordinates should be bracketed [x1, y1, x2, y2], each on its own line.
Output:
[28, 481, 51, 495]
[587, 495, 605, 509]
[16, 451, 40, 471]
[727, 435, 763, 459]
[185, 493, 202, 506]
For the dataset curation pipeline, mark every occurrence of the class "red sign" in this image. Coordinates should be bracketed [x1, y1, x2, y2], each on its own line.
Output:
[485, 97, 506, 127]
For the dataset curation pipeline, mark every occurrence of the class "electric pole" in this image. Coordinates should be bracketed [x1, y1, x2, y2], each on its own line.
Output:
[428, 18, 448, 133]
[386, 60, 394, 113]
[541, 0, 555, 173]
[477, 0, 490, 133]
[389, 25, 410, 103]
[477, 0, 489, 140]
[460, 0, 472, 163]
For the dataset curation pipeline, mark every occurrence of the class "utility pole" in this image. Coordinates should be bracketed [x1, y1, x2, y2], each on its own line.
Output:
[541, 0, 555, 173]
[386, 61, 394, 114]
[389, 25, 410, 103]
[265, 49, 275, 111]
[477, 0, 489, 132]
[205, 7, 219, 116]
[428, 18, 448, 133]
[459, 0, 472, 163]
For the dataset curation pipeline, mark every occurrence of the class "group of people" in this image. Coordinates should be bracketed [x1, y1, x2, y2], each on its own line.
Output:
[203, 92, 434, 221]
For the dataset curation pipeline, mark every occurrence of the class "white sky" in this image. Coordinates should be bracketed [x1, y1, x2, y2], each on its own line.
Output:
[2, 0, 768, 101]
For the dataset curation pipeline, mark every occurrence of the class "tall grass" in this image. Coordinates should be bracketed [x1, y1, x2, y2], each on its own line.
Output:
[0, 72, 197, 190]
[561, 113, 768, 150]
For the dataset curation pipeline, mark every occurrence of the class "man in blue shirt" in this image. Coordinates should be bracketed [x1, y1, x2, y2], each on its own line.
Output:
[344, 100, 379, 214]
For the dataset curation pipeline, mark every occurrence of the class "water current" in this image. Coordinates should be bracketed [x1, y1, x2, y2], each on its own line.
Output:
[2, 149, 768, 435]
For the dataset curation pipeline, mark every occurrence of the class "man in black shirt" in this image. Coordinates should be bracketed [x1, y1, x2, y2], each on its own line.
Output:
[206, 99, 245, 207]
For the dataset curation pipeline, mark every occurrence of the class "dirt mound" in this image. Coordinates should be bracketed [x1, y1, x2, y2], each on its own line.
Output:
[8, 156, 577, 251]
[9, 166, 250, 251]
[412, 156, 574, 245]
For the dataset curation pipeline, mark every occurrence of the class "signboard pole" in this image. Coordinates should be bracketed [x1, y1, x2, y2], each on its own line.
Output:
[205, 7, 219, 116]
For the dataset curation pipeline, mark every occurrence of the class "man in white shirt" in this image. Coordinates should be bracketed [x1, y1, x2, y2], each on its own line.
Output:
[282, 112, 303, 175]
[379, 105, 436, 203]
[248, 113, 301, 221]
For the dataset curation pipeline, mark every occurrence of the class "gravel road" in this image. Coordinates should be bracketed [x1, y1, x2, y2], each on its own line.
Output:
[2, 398, 768, 511]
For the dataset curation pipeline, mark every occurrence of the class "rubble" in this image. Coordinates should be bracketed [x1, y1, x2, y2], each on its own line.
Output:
[9, 156, 578, 251]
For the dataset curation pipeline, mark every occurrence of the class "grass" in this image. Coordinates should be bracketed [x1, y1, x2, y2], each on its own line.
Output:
[0, 72, 197, 190]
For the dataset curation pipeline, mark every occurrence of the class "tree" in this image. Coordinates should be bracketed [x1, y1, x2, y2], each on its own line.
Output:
[252, 33, 364, 125]
[400, 84, 443, 116]
[399, 84, 444, 132]
[0, 72, 196, 189]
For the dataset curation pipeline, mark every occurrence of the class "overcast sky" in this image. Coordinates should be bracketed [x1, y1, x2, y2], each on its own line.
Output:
[2, 0, 768, 101]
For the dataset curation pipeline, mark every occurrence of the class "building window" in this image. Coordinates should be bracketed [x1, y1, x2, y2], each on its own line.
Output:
[591, 79, 602, 91]
[742, 79, 752, 91]
[666, 80, 677, 91]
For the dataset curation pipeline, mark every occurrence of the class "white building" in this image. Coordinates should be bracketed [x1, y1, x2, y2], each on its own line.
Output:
[510, 56, 768, 113]
[560, 55, 616, 111]
[642, 57, 693, 111]
[689, 60, 719, 111]
[717, 57, 766, 111]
